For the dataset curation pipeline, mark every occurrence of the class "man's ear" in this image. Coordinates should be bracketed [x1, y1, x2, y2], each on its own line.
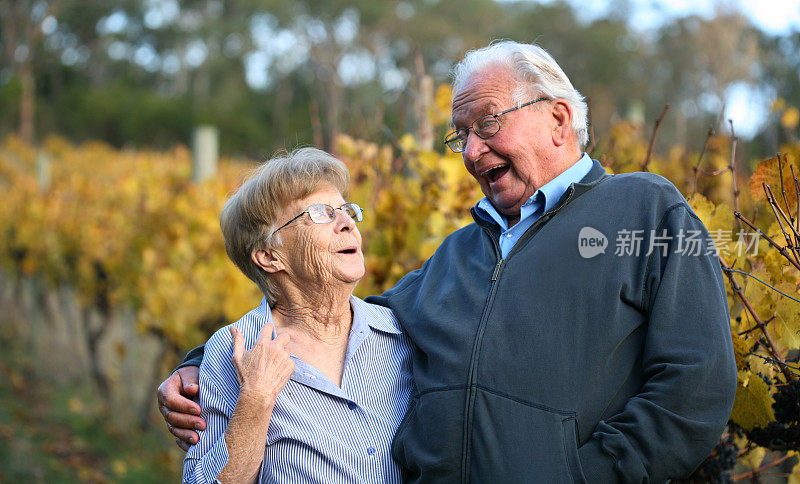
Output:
[550, 100, 574, 147]
[252, 248, 284, 273]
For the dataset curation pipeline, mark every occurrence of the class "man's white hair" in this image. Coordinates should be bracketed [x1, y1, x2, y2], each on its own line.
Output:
[452, 40, 589, 148]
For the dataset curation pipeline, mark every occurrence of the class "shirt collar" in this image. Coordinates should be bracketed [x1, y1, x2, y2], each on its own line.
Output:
[473, 152, 594, 228]
[350, 295, 402, 334]
[539, 152, 593, 213]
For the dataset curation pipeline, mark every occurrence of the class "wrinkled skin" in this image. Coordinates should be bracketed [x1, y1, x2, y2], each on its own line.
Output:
[452, 64, 580, 225]
[157, 366, 204, 450]
[264, 184, 365, 306]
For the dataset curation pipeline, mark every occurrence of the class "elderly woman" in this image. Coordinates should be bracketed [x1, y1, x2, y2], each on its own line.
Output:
[182, 148, 413, 483]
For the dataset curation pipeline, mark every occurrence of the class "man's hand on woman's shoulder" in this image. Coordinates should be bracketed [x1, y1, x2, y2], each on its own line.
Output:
[157, 366, 206, 451]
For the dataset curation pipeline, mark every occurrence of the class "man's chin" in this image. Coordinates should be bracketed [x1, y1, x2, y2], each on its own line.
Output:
[488, 197, 522, 218]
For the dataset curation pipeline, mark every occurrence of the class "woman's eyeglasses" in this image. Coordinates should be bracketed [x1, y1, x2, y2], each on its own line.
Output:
[271, 203, 364, 236]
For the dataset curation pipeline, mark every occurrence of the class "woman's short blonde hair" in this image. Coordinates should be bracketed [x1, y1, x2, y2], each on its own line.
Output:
[220, 147, 350, 305]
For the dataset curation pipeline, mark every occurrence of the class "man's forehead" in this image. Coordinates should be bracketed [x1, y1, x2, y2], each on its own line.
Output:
[450, 99, 498, 125]
[450, 67, 516, 125]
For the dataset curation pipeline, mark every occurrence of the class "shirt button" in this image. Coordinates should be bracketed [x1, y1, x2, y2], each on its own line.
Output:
[347, 401, 357, 410]
[367, 447, 376, 456]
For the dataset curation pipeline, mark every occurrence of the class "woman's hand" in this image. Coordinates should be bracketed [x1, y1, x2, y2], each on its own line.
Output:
[230, 324, 294, 407]
[217, 324, 294, 483]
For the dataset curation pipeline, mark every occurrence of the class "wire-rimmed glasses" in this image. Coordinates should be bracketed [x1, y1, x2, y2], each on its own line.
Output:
[271, 202, 364, 237]
[444, 97, 550, 153]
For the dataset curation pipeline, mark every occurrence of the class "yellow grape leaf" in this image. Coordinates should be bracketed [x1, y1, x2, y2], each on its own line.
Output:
[731, 329, 750, 371]
[418, 239, 440, 261]
[749, 155, 800, 205]
[417, 151, 440, 172]
[749, 354, 776, 383]
[336, 134, 357, 158]
[434, 84, 452, 116]
[782, 107, 800, 130]
[687, 193, 715, 228]
[709, 202, 734, 234]
[788, 451, 800, 484]
[730, 371, 775, 430]
[441, 153, 466, 186]
[743, 267, 774, 318]
[432, 84, 453, 126]
[399, 133, 417, 152]
[686, 193, 735, 256]
[427, 212, 446, 236]
[773, 282, 800, 348]
[739, 445, 766, 470]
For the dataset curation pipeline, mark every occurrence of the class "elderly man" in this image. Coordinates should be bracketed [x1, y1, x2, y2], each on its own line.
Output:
[158, 41, 736, 482]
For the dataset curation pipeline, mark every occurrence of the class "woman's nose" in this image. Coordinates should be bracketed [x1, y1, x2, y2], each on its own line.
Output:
[334, 209, 355, 232]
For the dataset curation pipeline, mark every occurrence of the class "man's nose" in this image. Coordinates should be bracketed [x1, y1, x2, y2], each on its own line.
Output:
[462, 131, 489, 162]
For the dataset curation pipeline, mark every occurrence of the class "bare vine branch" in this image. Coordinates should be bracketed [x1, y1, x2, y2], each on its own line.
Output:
[729, 120, 741, 217]
[691, 125, 715, 194]
[642, 104, 669, 172]
[791, 164, 800, 234]
[763, 184, 800, 266]
[777, 154, 794, 226]
[734, 211, 800, 272]
[732, 453, 795, 482]
[719, 256, 795, 382]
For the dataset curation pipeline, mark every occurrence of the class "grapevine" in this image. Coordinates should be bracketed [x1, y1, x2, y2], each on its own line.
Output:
[1, 89, 799, 478]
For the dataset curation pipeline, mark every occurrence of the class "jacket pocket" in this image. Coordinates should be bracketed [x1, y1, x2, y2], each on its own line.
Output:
[469, 388, 586, 483]
[391, 389, 467, 483]
[562, 416, 587, 483]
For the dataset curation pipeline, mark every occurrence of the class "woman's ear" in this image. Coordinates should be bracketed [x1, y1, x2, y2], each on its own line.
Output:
[252, 248, 284, 273]
[550, 100, 573, 147]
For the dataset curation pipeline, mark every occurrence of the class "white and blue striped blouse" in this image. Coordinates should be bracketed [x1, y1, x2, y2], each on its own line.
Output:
[182, 296, 414, 484]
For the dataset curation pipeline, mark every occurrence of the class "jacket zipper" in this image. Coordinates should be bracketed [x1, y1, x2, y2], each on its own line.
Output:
[460, 186, 576, 483]
[491, 258, 503, 281]
[460, 230, 503, 484]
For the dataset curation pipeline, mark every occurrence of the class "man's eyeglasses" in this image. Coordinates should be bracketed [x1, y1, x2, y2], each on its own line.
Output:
[443, 97, 550, 153]
[271, 202, 364, 236]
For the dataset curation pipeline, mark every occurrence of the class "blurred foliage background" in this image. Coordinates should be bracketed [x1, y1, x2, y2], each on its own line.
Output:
[2, 0, 800, 482]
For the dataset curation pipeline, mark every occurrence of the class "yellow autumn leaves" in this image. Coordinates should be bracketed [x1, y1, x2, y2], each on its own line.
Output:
[2, 92, 800, 474]
[0, 136, 262, 348]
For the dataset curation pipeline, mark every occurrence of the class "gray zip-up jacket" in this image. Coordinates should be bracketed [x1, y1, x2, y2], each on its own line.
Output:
[367, 159, 736, 483]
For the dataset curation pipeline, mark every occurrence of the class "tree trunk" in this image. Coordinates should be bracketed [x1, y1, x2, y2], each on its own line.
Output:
[325, 73, 341, 155]
[310, 100, 323, 149]
[19, 59, 35, 143]
[414, 52, 434, 150]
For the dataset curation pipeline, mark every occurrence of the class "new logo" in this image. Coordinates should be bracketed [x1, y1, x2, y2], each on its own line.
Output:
[578, 227, 608, 258]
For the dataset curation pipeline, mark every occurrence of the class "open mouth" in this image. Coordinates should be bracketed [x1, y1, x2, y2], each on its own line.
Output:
[481, 164, 510, 183]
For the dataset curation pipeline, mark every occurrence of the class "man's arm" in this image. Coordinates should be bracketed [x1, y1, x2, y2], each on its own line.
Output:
[179, 344, 206, 369]
[578, 204, 738, 482]
[157, 344, 207, 450]
[183, 325, 293, 484]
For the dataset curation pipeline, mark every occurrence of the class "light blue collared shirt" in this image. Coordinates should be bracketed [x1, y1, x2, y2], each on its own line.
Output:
[183, 296, 413, 484]
[474, 153, 593, 258]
